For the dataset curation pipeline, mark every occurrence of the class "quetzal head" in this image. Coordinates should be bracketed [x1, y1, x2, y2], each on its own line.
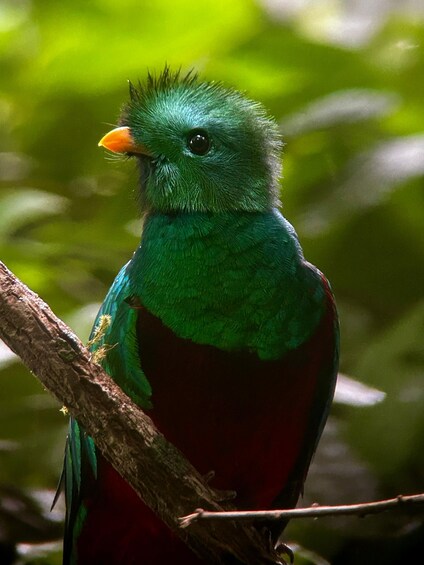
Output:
[99, 67, 282, 213]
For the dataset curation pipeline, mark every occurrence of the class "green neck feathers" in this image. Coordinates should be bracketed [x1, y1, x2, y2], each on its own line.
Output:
[128, 209, 325, 360]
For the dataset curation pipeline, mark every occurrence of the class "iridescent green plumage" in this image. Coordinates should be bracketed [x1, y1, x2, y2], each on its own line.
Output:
[122, 69, 282, 213]
[129, 211, 326, 359]
[60, 68, 339, 565]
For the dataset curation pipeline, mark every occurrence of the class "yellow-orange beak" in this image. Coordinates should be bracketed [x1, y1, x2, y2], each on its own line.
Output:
[98, 126, 151, 155]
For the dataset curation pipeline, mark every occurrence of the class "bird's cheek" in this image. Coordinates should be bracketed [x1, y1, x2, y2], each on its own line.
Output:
[155, 160, 179, 187]
[145, 162, 179, 205]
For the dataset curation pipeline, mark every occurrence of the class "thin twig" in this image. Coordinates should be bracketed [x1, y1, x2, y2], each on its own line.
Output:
[179, 493, 424, 528]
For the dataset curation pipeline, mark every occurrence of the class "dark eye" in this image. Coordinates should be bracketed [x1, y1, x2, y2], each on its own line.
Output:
[187, 129, 211, 155]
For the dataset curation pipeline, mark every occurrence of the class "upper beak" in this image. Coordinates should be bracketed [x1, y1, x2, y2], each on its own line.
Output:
[98, 126, 151, 156]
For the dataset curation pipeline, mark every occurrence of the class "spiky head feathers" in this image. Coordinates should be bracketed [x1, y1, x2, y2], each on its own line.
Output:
[120, 68, 282, 213]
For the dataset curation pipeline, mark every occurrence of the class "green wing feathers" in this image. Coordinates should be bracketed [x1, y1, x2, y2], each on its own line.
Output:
[60, 262, 151, 564]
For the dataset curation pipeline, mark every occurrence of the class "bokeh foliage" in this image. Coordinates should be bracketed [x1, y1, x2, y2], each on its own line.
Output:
[0, 1, 423, 563]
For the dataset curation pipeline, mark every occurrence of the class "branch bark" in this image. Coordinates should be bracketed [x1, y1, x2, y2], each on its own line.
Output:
[0, 261, 281, 565]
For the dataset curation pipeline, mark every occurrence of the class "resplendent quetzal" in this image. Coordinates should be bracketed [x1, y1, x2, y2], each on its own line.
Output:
[60, 68, 339, 565]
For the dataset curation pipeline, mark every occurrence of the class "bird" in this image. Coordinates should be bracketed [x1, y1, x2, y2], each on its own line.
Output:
[59, 67, 339, 565]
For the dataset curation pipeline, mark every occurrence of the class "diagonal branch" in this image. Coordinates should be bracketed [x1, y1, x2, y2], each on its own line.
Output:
[0, 260, 282, 565]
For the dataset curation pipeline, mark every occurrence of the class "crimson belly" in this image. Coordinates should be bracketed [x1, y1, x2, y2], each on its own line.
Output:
[76, 300, 335, 564]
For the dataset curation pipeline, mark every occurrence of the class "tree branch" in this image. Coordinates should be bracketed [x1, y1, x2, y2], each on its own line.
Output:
[0, 261, 281, 565]
[179, 494, 424, 528]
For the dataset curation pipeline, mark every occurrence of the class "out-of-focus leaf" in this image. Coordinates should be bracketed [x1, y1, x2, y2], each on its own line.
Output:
[288, 544, 330, 565]
[334, 374, 386, 407]
[17, 541, 63, 564]
[0, 342, 17, 370]
[63, 303, 102, 342]
[0, 152, 33, 181]
[299, 134, 424, 235]
[0, 189, 68, 239]
[0, 440, 19, 452]
[0, 0, 30, 33]
[281, 89, 399, 135]
[260, 0, 424, 47]
[0, 486, 61, 544]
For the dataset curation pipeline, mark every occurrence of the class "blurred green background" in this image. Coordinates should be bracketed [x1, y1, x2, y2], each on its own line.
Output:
[0, 1, 423, 563]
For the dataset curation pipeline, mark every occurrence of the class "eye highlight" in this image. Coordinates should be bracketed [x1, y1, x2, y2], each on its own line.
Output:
[187, 129, 211, 155]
